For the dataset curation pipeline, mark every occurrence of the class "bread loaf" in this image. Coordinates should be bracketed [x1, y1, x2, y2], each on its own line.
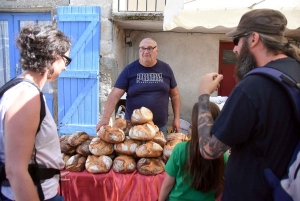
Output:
[62, 153, 71, 167]
[166, 133, 188, 142]
[129, 123, 156, 141]
[163, 140, 182, 158]
[76, 139, 92, 157]
[124, 120, 133, 136]
[136, 141, 163, 158]
[60, 138, 76, 155]
[65, 154, 87, 172]
[67, 131, 89, 147]
[113, 118, 127, 131]
[137, 158, 165, 175]
[152, 131, 166, 148]
[89, 137, 114, 156]
[85, 155, 112, 174]
[98, 125, 125, 143]
[114, 136, 141, 155]
[131, 107, 153, 124]
[113, 155, 136, 173]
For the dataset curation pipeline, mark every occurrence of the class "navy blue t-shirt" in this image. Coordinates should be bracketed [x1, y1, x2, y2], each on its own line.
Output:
[114, 59, 177, 127]
[212, 58, 300, 201]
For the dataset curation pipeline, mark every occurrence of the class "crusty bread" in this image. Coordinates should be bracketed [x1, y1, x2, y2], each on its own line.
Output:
[113, 118, 127, 131]
[152, 131, 166, 148]
[136, 141, 163, 158]
[131, 107, 153, 125]
[89, 137, 114, 156]
[114, 136, 141, 155]
[60, 139, 77, 155]
[137, 158, 165, 175]
[67, 131, 89, 147]
[124, 120, 133, 136]
[76, 139, 92, 157]
[163, 140, 182, 158]
[65, 154, 87, 172]
[98, 125, 125, 143]
[62, 153, 71, 168]
[166, 133, 188, 142]
[147, 121, 159, 133]
[129, 123, 156, 141]
[60, 134, 70, 142]
[85, 155, 112, 174]
[113, 155, 136, 173]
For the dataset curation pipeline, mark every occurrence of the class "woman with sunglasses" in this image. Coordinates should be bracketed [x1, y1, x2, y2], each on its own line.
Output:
[0, 24, 71, 201]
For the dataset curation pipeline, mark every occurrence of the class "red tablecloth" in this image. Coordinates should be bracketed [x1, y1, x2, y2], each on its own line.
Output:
[60, 169, 166, 201]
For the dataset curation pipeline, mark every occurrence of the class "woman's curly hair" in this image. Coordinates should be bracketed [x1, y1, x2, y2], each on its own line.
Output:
[17, 24, 71, 75]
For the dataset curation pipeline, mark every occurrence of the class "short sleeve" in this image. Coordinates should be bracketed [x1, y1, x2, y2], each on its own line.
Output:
[114, 67, 129, 90]
[212, 84, 258, 147]
[164, 142, 183, 177]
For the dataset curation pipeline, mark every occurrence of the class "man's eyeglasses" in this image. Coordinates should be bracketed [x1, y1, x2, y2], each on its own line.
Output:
[62, 55, 72, 66]
[139, 46, 157, 52]
[233, 32, 251, 46]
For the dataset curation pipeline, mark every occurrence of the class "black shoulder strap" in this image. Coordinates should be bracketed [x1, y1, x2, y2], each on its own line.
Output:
[244, 66, 300, 123]
[0, 78, 46, 132]
[0, 78, 46, 200]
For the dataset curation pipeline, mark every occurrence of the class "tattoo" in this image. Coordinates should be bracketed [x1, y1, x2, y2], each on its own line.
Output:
[198, 94, 230, 159]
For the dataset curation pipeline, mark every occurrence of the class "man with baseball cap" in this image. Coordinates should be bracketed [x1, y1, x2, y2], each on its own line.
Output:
[196, 9, 300, 201]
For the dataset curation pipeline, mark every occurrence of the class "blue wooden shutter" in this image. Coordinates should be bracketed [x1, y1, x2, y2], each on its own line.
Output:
[55, 6, 100, 135]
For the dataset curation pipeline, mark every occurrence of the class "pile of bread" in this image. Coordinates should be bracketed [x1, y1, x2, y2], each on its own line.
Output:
[60, 106, 188, 175]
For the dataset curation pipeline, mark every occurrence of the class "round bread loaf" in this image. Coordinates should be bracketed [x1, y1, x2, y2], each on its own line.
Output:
[85, 155, 112, 174]
[147, 121, 159, 133]
[60, 139, 77, 155]
[62, 153, 71, 167]
[89, 137, 114, 156]
[113, 118, 127, 131]
[113, 155, 136, 173]
[114, 136, 141, 155]
[65, 154, 87, 172]
[124, 120, 133, 136]
[129, 123, 156, 141]
[60, 134, 70, 142]
[152, 131, 166, 148]
[131, 107, 153, 125]
[137, 158, 165, 175]
[166, 133, 188, 142]
[98, 125, 125, 143]
[163, 140, 182, 158]
[76, 139, 92, 157]
[67, 131, 89, 147]
[136, 141, 163, 158]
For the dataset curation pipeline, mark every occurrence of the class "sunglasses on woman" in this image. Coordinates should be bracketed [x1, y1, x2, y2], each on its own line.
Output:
[62, 55, 72, 66]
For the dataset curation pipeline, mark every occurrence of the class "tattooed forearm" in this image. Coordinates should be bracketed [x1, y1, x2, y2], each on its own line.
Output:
[198, 94, 229, 159]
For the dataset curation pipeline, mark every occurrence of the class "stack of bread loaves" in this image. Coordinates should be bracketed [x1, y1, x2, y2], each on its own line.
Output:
[60, 131, 93, 172]
[163, 133, 188, 158]
[60, 107, 186, 175]
[127, 107, 166, 175]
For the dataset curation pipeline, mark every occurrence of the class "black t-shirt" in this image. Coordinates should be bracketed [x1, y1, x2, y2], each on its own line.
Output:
[114, 60, 177, 127]
[212, 57, 300, 201]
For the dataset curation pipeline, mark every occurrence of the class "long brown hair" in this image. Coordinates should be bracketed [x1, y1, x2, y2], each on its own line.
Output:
[183, 102, 225, 192]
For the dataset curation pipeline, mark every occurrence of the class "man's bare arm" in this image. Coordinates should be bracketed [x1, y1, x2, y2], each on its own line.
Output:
[198, 94, 230, 159]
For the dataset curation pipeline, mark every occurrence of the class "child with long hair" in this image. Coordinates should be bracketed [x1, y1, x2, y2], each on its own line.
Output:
[159, 102, 228, 201]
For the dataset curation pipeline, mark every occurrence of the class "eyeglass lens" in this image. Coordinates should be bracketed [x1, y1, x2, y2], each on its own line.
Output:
[62, 55, 72, 66]
[139, 46, 156, 52]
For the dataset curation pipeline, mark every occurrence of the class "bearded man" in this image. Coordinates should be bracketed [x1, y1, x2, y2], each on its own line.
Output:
[197, 9, 300, 201]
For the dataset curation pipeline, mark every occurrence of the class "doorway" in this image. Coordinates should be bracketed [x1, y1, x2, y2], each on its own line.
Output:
[218, 42, 237, 96]
[0, 12, 53, 114]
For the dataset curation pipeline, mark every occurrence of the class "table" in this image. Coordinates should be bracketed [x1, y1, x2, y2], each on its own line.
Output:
[60, 169, 166, 201]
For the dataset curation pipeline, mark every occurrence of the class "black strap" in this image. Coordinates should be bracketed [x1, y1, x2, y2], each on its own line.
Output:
[0, 78, 48, 201]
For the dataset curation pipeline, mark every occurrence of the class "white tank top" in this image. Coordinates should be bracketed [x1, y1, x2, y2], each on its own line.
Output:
[0, 82, 64, 200]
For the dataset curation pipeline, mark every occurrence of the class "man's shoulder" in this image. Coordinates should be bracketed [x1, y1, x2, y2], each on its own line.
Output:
[126, 59, 139, 68]
[156, 59, 170, 66]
